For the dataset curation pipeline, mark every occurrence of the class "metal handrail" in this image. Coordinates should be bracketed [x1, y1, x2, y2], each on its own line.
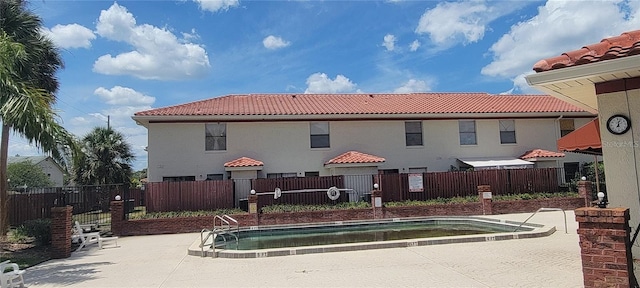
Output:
[514, 207, 567, 233]
[200, 214, 239, 258]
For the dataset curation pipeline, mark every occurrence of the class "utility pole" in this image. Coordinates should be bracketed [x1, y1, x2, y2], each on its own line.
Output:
[107, 115, 110, 129]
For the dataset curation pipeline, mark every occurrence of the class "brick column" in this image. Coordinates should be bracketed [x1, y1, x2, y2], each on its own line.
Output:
[371, 190, 383, 219]
[575, 207, 634, 288]
[110, 201, 124, 236]
[578, 181, 593, 207]
[477, 185, 493, 215]
[51, 206, 72, 259]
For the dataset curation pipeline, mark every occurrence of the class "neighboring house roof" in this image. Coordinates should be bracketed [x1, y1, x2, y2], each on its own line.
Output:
[533, 30, 640, 72]
[325, 151, 386, 166]
[8, 156, 50, 165]
[134, 93, 586, 118]
[224, 157, 264, 168]
[519, 149, 565, 160]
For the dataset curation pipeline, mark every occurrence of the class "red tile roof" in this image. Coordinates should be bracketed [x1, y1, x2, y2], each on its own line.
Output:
[224, 157, 264, 168]
[533, 30, 640, 73]
[135, 93, 586, 117]
[519, 149, 565, 160]
[325, 151, 385, 165]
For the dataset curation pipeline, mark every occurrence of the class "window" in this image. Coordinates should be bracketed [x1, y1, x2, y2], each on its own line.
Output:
[305, 171, 320, 177]
[205, 123, 226, 151]
[560, 119, 575, 137]
[459, 120, 477, 145]
[405, 121, 423, 146]
[206, 174, 224, 180]
[499, 120, 516, 144]
[163, 176, 196, 182]
[267, 173, 297, 178]
[408, 167, 428, 173]
[310, 122, 330, 148]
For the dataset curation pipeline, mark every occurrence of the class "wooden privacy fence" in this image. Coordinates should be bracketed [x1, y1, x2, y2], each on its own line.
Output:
[253, 176, 346, 209]
[7, 184, 127, 226]
[145, 180, 234, 212]
[380, 168, 561, 202]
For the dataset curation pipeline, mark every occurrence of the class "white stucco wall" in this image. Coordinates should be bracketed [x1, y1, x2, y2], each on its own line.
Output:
[146, 118, 596, 182]
[597, 88, 640, 255]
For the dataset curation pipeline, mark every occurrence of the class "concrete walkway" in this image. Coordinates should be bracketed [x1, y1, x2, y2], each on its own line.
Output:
[26, 211, 583, 287]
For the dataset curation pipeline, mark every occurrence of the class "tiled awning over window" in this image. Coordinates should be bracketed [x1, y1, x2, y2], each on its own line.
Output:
[224, 157, 264, 171]
[557, 118, 602, 155]
[324, 151, 385, 167]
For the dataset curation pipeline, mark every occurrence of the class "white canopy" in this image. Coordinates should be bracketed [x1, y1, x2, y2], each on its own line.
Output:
[457, 158, 534, 170]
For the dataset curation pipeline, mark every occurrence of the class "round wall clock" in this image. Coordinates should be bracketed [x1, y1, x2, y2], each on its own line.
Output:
[606, 114, 631, 135]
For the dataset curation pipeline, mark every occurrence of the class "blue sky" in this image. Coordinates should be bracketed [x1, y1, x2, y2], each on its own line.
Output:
[11, 0, 640, 171]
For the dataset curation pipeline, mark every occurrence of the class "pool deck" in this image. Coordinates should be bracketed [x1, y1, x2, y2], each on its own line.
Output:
[25, 211, 583, 287]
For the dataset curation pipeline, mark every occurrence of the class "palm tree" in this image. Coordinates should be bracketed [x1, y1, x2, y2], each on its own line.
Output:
[0, 0, 75, 234]
[74, 127, 134, 186]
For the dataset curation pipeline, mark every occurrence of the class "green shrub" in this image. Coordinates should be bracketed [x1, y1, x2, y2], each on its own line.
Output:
[261, 201, 371, 213]
[130, 208, 246, 220]
[13, 219, 51, 245]
[492, 192, 578, 201]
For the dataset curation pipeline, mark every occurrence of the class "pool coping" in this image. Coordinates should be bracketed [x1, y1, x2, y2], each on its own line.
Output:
[187, 216, 554, 258]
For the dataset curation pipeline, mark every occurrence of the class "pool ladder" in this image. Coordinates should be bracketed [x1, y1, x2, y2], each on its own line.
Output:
[200, 215, 239, 258]
[513, 207, 567, 233]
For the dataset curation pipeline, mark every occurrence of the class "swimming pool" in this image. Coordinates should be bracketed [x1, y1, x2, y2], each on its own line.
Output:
[188, 216, 553, 258]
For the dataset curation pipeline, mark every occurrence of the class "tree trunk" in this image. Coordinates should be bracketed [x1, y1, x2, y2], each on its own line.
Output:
[0, 124, 10, 235]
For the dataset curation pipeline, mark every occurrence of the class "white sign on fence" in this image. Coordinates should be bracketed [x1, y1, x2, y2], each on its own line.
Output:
[408, 174, 424, 192]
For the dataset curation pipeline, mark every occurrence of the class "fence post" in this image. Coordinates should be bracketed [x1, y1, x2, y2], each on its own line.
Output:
[50, 206, 72, 259]
[111, 200, 124, 236]
[477, 185, 493, 215]
[577, 180, 593, 207]
[371, 189, 383, 219]
[575, 207, 634, 287]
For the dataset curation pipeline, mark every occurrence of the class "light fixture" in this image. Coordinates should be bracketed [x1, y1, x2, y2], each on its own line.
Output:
[373, 183, 379, 189]
[115, 195, 122, 201]
[597, 192, 607, 208]
[250, 189, 256, 195]
[581, 176, 587, 181]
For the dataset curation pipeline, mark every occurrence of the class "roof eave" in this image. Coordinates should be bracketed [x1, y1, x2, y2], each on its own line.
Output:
[526, 54, 640, 114]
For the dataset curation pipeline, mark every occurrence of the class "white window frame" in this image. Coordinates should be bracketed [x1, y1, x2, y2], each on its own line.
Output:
[310, 122, 330, 148]
[205, 123, 226, 151]
[499, 120, 516, 144]
[405, 121, 423, 147]
[459, 120, 477, 145]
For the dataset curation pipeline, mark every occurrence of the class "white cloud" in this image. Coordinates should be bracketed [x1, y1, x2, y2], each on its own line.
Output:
[94, 3, 210, 80]
[193, 0, 239, 13]
[304, 73, 357, 94]
[382, 34, 396, 51]
[94, 86, 155, 106]
[415, 1, 525, 48]
[263, 35, 291, 50]
[41, 24, 96, 49]
[482, 0, 640, 92]
[409, 40, 420, 52]
[394, 79, 431, 93]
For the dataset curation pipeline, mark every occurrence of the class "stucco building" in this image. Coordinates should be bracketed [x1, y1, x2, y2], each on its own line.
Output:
[133, 92, 596, 184]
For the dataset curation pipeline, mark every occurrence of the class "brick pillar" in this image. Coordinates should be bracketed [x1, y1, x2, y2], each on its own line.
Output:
[371, 190, 383, 219]
[578, 181, 593, 207]
[477, 185, 492, 215]
[110, 201, 124, 236]
[51, 206, 72, 259]
[575, 207, 634, 288]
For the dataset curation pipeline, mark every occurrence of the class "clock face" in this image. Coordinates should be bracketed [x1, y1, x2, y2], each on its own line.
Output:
[607, 115, 631, 135]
